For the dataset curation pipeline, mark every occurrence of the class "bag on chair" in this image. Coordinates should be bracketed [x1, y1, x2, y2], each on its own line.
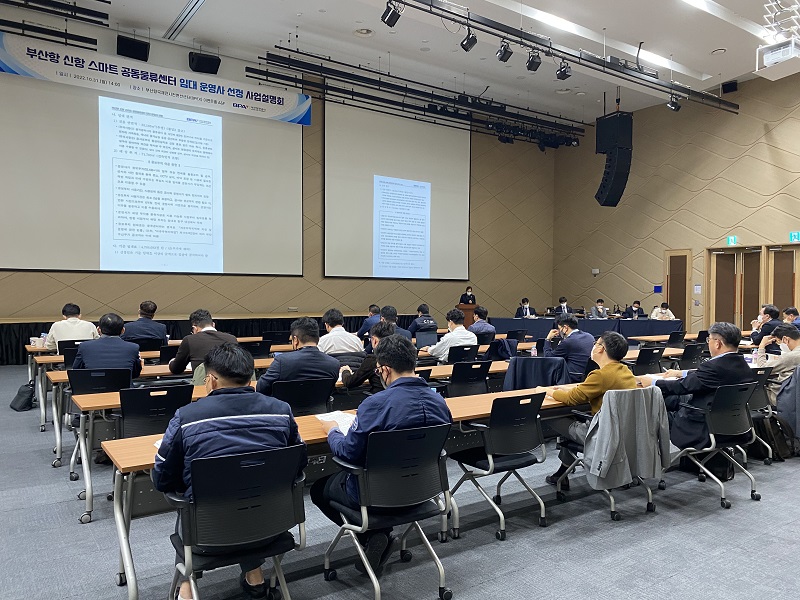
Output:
[10, 380, 35, 412]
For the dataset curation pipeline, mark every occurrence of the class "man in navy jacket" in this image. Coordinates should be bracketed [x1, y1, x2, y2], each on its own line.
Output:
[121, 300, 168, 346]
[544, 314, 595, 383]
[311, 335, 452, 576]
[153, 343, 306, 600]
[72, 313, 142, 378]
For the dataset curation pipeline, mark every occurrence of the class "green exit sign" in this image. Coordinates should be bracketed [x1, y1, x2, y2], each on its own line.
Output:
[791, 231, 800, 243]
[726, 235, 738, 246]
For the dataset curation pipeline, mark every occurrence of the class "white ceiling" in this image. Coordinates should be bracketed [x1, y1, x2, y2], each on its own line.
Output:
[106, 0, 770, 122]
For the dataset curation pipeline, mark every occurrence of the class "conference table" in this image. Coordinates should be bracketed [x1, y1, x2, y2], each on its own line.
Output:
[490, 317, 683, 340]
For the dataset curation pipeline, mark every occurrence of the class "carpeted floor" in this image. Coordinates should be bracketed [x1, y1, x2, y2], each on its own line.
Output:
[1, 363, 797, 600]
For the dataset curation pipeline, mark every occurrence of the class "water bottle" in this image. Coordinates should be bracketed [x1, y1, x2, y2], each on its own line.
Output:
[530, 345, 538, 357]
[750, 348, 758, 364]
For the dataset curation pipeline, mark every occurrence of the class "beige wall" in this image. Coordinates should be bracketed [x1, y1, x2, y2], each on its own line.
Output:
[0, 99, 555, 324]
[553, 74, 800, 332]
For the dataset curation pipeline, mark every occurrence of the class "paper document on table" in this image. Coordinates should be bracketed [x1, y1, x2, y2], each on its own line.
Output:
[154, 438, 162, 450]
[316, 411, 356, 435]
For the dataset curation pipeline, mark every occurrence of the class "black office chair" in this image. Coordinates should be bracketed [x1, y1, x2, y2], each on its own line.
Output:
[239, 340, 273, 359]
[446, 361, 491, 397]
[119, 384, 193, 438]
[624, 346, 665, 375]
[415, 331, 439, 349]
[159, 345, 180, 365]
[63, 347, 79, 369]
[165, 446, 306, 600]
[660, 382, 760, 509]
[677, 343, 703, 370]
[125, 338, 163, 352]
[448, 392, 548, 540]
[446, 345, 479, 364]
[67, 368, 132, 395]
[321, 424, 453, 600]
[271, 378, 336, 416]
[666, 331, 686, 348]
[57, 339, 90, 355]
[583, 359, 600, 379]
[475, 332, 496, 345]
[505, 330, 527, 342]
[262, 331, 292, 344]
[741, 367, 775, 466]
[695, 330, 710, 344]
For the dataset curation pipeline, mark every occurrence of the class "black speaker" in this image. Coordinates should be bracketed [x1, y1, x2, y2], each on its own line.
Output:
[595, 147, 632, 207]
[596, 111, 633, 153]
[188, 52, 221, 74]
[721, 80, 738, 94]
[116, 35, 150, 62]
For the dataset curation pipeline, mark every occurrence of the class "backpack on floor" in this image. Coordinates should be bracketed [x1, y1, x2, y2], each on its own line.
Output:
[679, 450, 735, 482]
[749, 414, 797, 461]
[10, 380, 35, 412]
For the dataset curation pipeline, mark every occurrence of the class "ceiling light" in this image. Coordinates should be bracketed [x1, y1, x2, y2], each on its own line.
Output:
[526, 50, 542, 71]
[555, 88, 571, 94]
[496, 40, 513, 62]
[353, 28, 374, 38]
[461, 28, 477, 52]
[381, 1, 401, 28]
[710, 47, 727, 54]
[666, 95, 682, 111]
[556, 60, 571, 80]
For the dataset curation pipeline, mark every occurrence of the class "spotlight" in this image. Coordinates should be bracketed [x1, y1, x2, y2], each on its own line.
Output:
[537, 141, 546, 152]
[556, 60, 571, 80]
[570, 138, 579, 147]
[496, 40, 513, 63]
[526, 50, 542, 72]
[381, 1, 401, 28]
[460, 28, 477, 52]
[666, 95, 681, 111]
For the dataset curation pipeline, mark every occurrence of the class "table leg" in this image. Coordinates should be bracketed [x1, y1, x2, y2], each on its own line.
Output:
[27, 351, 34, 383]
[113, 470, 138, 599]
[36, 364, 47, 432]
[51, 383, 63, 468]
[77, 412, 93, 523]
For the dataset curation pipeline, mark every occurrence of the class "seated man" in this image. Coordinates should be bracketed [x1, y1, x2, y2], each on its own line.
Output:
[153, 343, 307, 600]
[553, 296, 573, 315]
[783, 306, 800, 330]
[544, 331, 636, 489]
[651, 302, 676, 320]
[751, 304, 783, 353]
[468, 305, 496, 335]
[639, 322, 754, 450]
[514, 298, 536, 319]
[590, 299, 609, 319]
[121, 300, 168, 346]
[543, 314, 595, 383]
[408, 303, 438, 336]
[72, 313, 142, 378]
[622, 301, 645, 318]
[756, 324, 800, 405]
[356, 305, 381, 340]
[318, 308, 364, 355]
[420, 308, 478, 364]
[340, 321, 396, 393]
[379, 305, 412, 340]
[311, 335, 452, 575]
[169, 309, 238, 375]
[45, 303, 99, 350]
[256, 316, 340, 396]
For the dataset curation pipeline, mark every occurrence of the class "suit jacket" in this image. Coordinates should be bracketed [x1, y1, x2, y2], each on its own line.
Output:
[553, 305, 573, 314]
[72, 335, 142, 378]
[394, 325, 413, 340]
[121, 317, 168, 346]
[622, 306, 645, 318]
[514, 306, 536, 318]
[656, 352, 754, 449]
[459, 293, 476, 305]
[169, 329, 238, 374]
[751, 318, 782, 353]
[590, 306, 609, 319]
[543, 329, 595, 383]
[256, 345, 340, 396]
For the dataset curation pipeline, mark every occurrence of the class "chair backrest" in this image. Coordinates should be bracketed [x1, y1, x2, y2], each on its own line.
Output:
[67, 368, 132, 395]
[119, 384, 193, 438]
[271, 377, 335, 416]
[536, 338, 546, 356]
[239, 340, 272, 358]
[362, 424, 451, 508]
[632, 346, 665, 375]
[485, 392, 546, 455]
[505, 330, 527, 342]
[57, 339, 90, 355]
[583, 359, 600, 379]
[415, 331, 438, 349]
[126, 338, 163, 352]
[677, 343, 703, 370]
[475, 331, 496, 345]
[447, 360, 491, 397]
[708, 383, 757, 438]
[695, 330, 709, 344]
[189, 445, 306, 547]
[666, 331, 686, 347]
[159, 344, 179, 364]
[417, 369, 432, 382]
[63, 347, 79, 369]
[261, 331, 291, 344]
[446, 345, 478, 363]
[748, 366, 773, 412]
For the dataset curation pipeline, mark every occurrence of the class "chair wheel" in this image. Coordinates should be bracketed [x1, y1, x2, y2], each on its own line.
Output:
[266, 588, 282, 600]
[69, 472, 79, 481]
[115, 572, 126, 586]
[439, 586, 453, 600]
[698, 473, 706, 482]
[495, 530, 506, 541]
[721, 499, 731, 509]
[556, 491, 566, 502]
[493, 494, 502, 505]
[53, 447, 57, 454]
[107, 493, 114, 501]
[40, 425, 46, 432]
[438, 531, 448, 543]
[79, 512, 92, 524]
[323, 569, 337, 581]
[78, 490, 86, 500]
[450, 528, 460, 539]
[657, 480, 666, 490]
[764, 458, 772, 465]
[538, 516, 547, 527]
[76, 457, 82, 465]
[751, 491, 761, 501]
[610, 511, 621, 521]
[646, 502, 656, 513]
[400, 549, 413, 562]
[52, 459, 61, 468]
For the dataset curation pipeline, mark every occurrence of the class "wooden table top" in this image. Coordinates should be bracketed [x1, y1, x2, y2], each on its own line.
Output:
[628, 334, 700, 343]
[25, 345, 53, 354]
[35, 350, 160, 365]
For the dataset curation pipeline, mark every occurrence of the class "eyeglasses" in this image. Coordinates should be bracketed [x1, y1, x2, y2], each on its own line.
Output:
[204, 373, 218, 383]
[594, 341, 605, 349]
[374, 365, 385, 376]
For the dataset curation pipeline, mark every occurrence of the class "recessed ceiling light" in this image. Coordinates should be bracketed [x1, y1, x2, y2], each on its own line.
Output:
[479, 57, 487, 60]
[575, 91, 586, 96]
[711, 48, 727, 55]
[516, 75, 526, 79]
[555, 88, 571, 94]
[296, 13, 302, 17]
[356, 20, 364, 24]
[422, 39, 429, 43]
[388, 30, 397, 34]
[354, 28, 374, 38]
[319, 9, 326, 13]
[420, 47, 431, 52]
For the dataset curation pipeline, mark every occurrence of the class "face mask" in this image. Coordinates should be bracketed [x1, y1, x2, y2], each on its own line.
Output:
[780, 343, 790, 353]
[523, 303, 529, 308]
[561, 303, 567, 307]
[661, 309, 667, 314]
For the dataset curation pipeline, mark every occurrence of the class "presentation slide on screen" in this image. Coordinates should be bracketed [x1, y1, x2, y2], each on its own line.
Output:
[325, 103, 470, 280]
[99, 97, 223, 272]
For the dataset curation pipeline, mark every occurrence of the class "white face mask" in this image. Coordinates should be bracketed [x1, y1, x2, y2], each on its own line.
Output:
[561, 303, 567, 307]
[661, 309, 667, 313]
[522, 303, 529, 308]
[780, 343, 790, 353]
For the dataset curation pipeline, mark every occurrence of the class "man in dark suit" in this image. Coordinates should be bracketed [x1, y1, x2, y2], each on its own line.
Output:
[639, 322, 754, 450]
[356, 305, 381, 340]
[750, 304, 782, 353]
[408, 304, 438, 336]
[514, 298, 536, 318]
[257, 316, 340, 395]
[553, 296, 573, 315]
[72, 313, 142, 378]
[543, 314, 595, 383]
[459, 286, 476, 305]
[622, 301, 646, 318]
[121, 300, 168, 346]
[379, 305, 412, 340]
[169, 309, 238, 374]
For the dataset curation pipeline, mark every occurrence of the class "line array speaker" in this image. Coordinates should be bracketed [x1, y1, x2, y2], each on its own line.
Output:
[116, 35, 150, 62]
[594, 146, 631, 207]
[188, 52, 221, 74]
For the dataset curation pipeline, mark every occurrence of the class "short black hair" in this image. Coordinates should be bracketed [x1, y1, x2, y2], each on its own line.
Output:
[370, 321, 396, 339]
[708, 322, 741, 347]
[660, 302, 669, 309]
[62, 303, 81, 317]
[322, 308, 344, 327]
[521, 298, 529, 304]
[773, 324, 800, 341]
[558, 296, 568, 303]
[465, 286, 472, 292]
[417, 303, 430, 314]
[596, 299, 604, 304]
[555, 314, 579, 329]
[446, 308, 465, 325]
[189, 309, 213, 327]
[633, 300, 641, 306]
[290, 316, 321, 344]
[474, 306, 488, 320]
[600, 331, 628, 361]
[374, 334, 417, 373]
[139, 300, 157, 318]
[204, 342, 253, 386]
[784, 306, 799, 318]
[99, 313, 124, 336]
[380, 305, 399, 323]
[763, 304, 780, 320]
[368, 304, 380, 315]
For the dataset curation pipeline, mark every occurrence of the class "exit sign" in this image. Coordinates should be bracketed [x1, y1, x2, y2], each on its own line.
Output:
[726, 235, 738, 246]
[791, 231, 800, 243]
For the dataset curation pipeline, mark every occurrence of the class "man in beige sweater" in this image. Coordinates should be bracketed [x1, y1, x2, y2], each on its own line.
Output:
[544, 331, 637, 489]
[757, 324, 800, 405]
[44, 303, 99, 351]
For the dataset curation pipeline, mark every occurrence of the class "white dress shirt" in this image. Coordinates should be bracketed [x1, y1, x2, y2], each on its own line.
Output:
[45, 317, 99, 350]
[650, 308, 676, 320]
[427, 325, 478, 363]
[317, 325, 364, 354]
